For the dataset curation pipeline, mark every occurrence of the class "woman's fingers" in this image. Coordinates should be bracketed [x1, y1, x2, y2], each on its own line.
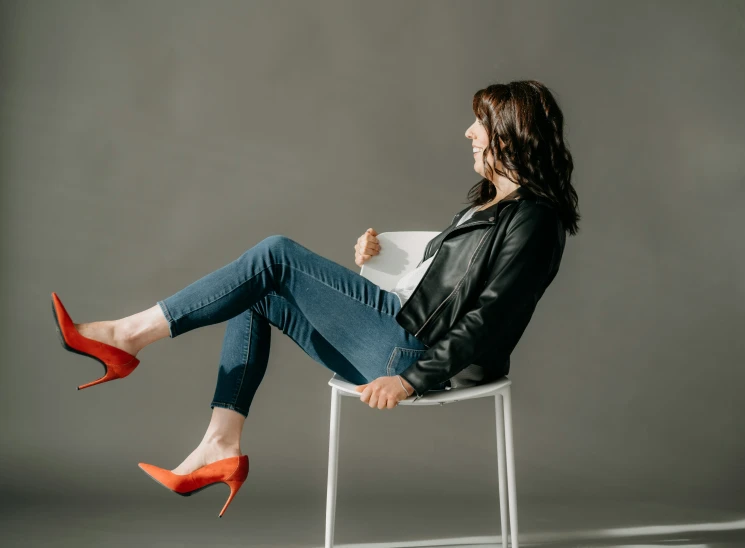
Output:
[362, 242, 380, 255]
[354, 230, 381, 266]
[358, 235, 380, 252]
[355, 378, 401, 409]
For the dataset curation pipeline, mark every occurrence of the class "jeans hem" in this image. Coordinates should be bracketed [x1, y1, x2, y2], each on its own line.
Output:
[157, 300, 177, 338]
[211, 401, 249, 418]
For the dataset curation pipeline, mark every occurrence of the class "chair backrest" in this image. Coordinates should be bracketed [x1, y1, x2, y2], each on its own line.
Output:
[353, 230, 508, 396]
[358, 231, 439, 290]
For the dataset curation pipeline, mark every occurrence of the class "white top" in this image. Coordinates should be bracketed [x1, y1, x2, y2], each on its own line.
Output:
[391, 205, 480, 307]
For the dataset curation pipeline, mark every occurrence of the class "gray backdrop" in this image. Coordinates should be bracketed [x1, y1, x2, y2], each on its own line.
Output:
[2, 0, 744, 546]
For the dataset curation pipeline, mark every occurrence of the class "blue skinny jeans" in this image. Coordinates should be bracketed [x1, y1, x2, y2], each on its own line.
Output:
[156, 235, 449, 417]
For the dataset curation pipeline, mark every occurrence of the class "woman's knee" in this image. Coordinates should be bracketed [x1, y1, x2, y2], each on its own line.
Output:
[254, 234, 296, 256]
[239, 234, 294, 264]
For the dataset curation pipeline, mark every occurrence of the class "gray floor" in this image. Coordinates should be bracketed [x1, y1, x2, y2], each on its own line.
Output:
[2, 491, 744, 547]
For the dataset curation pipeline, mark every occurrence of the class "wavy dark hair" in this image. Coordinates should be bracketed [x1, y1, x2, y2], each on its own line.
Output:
[467, 80, 580, 236]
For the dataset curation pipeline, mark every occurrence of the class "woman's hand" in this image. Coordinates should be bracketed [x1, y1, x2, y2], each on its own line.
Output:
[354, 228, 381, 267]
[355, 375, 411, 409]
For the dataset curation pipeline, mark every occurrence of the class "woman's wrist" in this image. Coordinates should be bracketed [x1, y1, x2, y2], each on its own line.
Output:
[397, 374, 414, 396]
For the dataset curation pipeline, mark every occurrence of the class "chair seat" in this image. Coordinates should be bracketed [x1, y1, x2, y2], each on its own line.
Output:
[328, 373, 512, 406]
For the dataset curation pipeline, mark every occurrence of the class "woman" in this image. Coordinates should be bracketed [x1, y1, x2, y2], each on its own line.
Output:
[51, 80, 579, 517]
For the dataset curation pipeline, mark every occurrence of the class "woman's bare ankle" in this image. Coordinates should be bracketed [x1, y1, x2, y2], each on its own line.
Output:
[75, 321, 140, 357]
[115, 304, 171, 355]
[171, 439, 241, 475]
[203, 407, 246, 447]
[205, 438, 241, 458]
[171, 408, 245, 475]
[202, 431, 241, 453]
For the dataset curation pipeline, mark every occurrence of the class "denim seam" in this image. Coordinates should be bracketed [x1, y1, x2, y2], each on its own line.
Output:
[388, 346, 429, 377]
[386, 346, 399, 376]
[232, 309, 252, 407]
[169, 262, 398, 325]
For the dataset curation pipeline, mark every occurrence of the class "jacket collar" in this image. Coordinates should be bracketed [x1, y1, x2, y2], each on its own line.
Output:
[467, 184, 535, 222]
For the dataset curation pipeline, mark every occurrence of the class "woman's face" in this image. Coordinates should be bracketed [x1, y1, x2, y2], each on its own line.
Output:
[464, 118, 504, 180]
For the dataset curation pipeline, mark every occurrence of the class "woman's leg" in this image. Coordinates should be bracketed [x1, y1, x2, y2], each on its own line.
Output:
[153, 234, 424, 372]
[77, 234, 440, 473]
[209, 291, 369, 419]
[75, 234, 412, 362]
[154, 235, 435, 473]
[172, 292, 369, 474]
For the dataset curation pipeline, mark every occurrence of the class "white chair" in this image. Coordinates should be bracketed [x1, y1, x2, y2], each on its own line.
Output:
[324, 231, 520, 548]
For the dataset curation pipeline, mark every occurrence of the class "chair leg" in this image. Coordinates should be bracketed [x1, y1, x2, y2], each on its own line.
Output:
[503, 386, 519, 548]
[495, 394, 509, 548]
[325, 387, 342, 548]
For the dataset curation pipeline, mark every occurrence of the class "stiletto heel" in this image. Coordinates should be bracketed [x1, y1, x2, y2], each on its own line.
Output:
[75, 369, 127, 390]
[50, 292, 140, 390]
[138, 455, 249, 518]
[220, 478, 245, 518]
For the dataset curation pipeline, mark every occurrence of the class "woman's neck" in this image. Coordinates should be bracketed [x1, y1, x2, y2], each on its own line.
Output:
[478, 185, 522, 211]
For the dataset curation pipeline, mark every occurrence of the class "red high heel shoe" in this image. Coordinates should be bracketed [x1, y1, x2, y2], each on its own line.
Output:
[138, 455, 249, 518]
[51, 292, 140, 390]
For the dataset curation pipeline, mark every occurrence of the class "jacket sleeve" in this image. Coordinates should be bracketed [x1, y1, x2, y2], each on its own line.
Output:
[398, 204, 559, 399]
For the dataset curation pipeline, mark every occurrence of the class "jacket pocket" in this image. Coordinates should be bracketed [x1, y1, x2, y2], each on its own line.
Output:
[385, 346, 428, 377]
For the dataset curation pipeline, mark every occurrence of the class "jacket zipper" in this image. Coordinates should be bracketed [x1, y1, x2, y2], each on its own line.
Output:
[406, 197, 522, 337]
[418, 219, 493, 267]
[414, 228, 491, 338]
[417, 199, 516, 265]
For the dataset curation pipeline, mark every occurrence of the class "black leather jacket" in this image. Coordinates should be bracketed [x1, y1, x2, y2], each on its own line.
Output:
[396, 184, 566, 399]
